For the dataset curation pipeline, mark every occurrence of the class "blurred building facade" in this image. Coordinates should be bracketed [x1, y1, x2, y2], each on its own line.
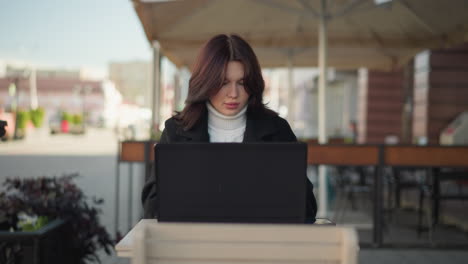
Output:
[266, 68, 358, 140]
[413, 44, 468, 145]
[6, 66, 81, 79]
[357, 43, 468, 145]
[357, 68, 406, 144]
[108, 61, 152, 108]
[0, 65, 122, 129]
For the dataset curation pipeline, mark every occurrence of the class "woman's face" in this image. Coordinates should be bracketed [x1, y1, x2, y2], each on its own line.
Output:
[209, 61, 249, 116]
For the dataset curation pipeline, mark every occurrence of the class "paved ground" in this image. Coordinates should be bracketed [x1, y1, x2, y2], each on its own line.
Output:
[359, 249, 468, 264]
[1, 128, 468, 264]
[0, 127, 119, 155]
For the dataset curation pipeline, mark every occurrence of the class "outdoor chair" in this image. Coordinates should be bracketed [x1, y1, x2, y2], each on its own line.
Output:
[333, 166, 374, 223]
[417, 168, 468, 240]
[385, 168, 429, 222]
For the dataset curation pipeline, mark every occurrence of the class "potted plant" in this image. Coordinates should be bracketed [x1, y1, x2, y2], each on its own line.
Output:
[0, 173, 114, 264]
[60, 112, 72, 133]
[29, 108, 45, 128]
[15, 110, 30, 139]
[71, 114, 85, 134]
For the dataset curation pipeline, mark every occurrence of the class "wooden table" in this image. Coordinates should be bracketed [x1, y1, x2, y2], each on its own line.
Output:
[115, 219, 150, 258]
[116, 219, 337, 259]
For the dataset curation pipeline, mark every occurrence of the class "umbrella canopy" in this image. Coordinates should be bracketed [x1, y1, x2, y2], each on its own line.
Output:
[133, 0, 468, 70]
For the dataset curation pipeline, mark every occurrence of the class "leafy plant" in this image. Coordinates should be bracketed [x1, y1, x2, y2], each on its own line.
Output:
[29, 108, 45, 128]
[61, 112, 72, 123]
[17, 215, 49, 231]
[0, 174, 114, 264]
[15, 111, 30, 130]
[72, 114, 83, 125]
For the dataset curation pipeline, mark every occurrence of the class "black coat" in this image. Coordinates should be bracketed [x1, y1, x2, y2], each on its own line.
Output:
[141, 109, 318, 222]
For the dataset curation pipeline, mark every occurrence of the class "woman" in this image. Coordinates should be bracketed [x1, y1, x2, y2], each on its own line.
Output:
[142, 34, 317, 223]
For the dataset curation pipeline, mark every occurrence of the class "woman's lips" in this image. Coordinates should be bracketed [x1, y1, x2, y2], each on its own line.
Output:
[224, 103, 240, 109]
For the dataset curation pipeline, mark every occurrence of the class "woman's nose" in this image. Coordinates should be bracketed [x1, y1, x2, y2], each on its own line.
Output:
[227, 83, 238, 98]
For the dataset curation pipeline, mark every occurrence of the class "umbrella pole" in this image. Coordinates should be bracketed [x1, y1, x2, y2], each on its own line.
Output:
[317, 0, 329, 218]
[151, 40, 161, 136]
[287, 51, 295, 124]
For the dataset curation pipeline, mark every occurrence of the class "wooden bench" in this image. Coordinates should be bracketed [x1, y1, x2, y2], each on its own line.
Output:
[129, 220, 359, 264]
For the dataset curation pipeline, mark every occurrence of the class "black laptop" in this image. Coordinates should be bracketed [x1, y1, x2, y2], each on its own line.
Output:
[155, 143, 307, 223]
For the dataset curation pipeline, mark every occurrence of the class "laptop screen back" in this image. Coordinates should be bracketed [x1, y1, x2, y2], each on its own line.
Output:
[155, 143, 307, 223]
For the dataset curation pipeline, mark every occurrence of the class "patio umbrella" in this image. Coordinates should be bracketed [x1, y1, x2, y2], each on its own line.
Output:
[133, 0, 468, 70]
[131, 0, 468, 218]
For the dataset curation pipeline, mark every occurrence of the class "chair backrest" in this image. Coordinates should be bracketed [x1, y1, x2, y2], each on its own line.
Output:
[132, 221, 359, 264]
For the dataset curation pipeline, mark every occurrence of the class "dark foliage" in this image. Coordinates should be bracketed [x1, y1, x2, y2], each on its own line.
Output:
[0, 174, 114, 264]
[0, 241, 22, 264]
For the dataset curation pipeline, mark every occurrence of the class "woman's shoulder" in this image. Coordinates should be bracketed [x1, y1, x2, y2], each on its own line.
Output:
[159, 116, 182, 143]
[163, 116, 180, 129]
[272, 114, 291, 128]
[272, 115, 296, 141]
[163, 116, 187, 136]
[251, 108, 288, 126]
[248, 106, 277, 120]
[268, 114, 293, 132]
[248, 108, 297, 141]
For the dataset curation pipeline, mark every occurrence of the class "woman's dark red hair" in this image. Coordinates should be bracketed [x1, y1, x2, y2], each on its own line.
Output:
[175, 34, 275, 130]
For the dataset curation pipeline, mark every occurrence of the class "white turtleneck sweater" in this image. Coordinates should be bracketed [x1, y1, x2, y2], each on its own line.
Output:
[206, 102, 247, 143]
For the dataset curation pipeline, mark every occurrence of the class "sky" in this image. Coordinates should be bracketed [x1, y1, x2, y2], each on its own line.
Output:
[0, 0, 152, 77]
